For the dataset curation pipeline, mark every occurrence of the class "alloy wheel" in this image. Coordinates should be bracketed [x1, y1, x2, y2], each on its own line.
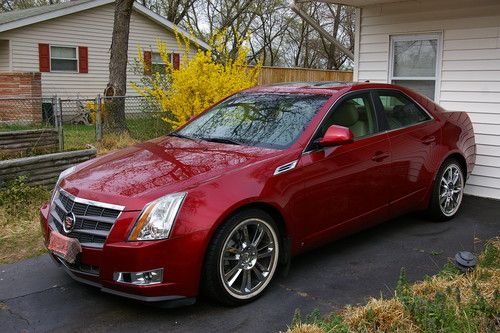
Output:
[219, 218, 279, 300]
[439, 164, 464, 217]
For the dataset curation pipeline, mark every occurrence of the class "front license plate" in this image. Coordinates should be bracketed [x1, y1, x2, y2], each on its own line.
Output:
[48, 231, 82, 264]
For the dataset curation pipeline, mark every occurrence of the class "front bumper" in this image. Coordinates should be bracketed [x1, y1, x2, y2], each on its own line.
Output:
[40, 203, 206, 304]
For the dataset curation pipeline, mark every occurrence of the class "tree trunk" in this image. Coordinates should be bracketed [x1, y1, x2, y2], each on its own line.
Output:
[105, 0, 135, 134]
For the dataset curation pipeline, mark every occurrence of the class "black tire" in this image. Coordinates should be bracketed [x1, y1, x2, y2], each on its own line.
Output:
[427, 158, 465, 222]
[202, 209, 280, 306]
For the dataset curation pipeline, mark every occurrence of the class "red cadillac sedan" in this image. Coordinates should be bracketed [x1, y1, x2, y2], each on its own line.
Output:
[40, 82, 475, 306]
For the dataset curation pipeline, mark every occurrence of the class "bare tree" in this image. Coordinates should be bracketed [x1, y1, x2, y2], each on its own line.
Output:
[105, 0, 135, 133]
[248, 0, 292, 66]
[186, 0, 261, 62]
[137, 0, 196, 24]
[287, 1, 355, 69]
[181, 0, 354, 69]
[1, 0, 63, 11]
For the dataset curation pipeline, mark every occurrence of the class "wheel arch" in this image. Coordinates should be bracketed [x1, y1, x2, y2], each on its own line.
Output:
[198, 201, 291, 300]
[201, 200, 291, 271]
[422, 151, 467, 210]
[435, 151, 468, 182]
[447, 152, 467, 180]
[212, 201, 290, 258]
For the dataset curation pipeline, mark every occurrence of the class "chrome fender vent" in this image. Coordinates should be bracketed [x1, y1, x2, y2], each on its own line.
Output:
[274, 160, 298, 175]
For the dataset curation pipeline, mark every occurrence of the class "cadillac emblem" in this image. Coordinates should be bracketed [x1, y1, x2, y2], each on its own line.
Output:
[63, 212, 76, 234]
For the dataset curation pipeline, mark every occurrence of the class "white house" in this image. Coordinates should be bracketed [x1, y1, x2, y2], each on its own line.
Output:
[0, 0, 208, 98]
[316, 0, 500, 200]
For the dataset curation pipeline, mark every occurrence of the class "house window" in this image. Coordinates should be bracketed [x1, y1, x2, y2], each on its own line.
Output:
[50, 46, 78, 72]
[152, 52, 173, 74]
[389, 34, 441, 100]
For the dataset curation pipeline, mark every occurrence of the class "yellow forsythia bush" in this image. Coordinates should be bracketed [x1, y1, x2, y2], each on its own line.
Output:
[132, 33, 261, 129]
[85, 100, 107, 124]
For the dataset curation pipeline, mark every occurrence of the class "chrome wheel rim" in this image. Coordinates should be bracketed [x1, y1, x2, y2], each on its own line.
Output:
[219, 218, 279, 300]
[439, 164, 464, 217]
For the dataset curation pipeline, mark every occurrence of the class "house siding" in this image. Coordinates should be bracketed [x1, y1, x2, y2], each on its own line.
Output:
[356, 0, 500, 199]
[0, 3, 196, 98]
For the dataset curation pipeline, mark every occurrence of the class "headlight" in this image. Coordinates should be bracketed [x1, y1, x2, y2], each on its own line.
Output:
[128, 192, 187, 241]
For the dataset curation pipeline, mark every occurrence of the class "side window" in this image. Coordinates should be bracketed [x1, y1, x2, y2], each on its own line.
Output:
[319, 94, 377, 139]
[378, 92, 431, 130]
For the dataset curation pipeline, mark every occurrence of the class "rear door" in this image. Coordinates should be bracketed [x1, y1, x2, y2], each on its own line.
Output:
[373, 89, 441, 216]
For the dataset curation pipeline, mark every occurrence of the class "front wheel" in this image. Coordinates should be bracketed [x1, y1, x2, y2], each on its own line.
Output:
[202, 209, 280, 306]
[427, 159, 465, 221]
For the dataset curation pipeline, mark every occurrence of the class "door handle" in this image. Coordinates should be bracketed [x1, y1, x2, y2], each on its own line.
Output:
[371, 151, 390, 162]
[421, 136, 436, 145]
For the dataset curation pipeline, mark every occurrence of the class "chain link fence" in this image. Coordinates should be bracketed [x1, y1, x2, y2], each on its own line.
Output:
[99, 96, 167, 141]
[0, 95, 171, 159]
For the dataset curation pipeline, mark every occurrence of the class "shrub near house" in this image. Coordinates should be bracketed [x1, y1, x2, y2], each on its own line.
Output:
[132, 34, 261, 129]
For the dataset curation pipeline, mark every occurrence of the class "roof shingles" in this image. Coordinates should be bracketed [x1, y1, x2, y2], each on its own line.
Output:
[0, 0, 97, 26]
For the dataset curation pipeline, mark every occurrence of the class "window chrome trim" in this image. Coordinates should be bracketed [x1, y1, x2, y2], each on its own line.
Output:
[58, 188, 125, 212]
[382, 119, 435, 135]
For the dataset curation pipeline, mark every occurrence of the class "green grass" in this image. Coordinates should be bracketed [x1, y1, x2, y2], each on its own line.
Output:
[0, 177, 51, 264]
[63, 123, 96, 151]
[1, 114, 169, 155]
[0, 123, 52, 132]
[63, 116, 169, 151]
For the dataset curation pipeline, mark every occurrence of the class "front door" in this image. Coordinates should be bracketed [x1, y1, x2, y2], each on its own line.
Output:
[295, 92, 391, 249]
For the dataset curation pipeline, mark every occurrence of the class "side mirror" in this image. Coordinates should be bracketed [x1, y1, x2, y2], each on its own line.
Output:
[318, 125, 354, 147]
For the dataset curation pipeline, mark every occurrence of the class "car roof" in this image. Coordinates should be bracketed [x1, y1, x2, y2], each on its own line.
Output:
[245, 81, 398, 95]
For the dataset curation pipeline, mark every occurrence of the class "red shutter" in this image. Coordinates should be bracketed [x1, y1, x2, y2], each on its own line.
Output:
[78, 46, 88, 73]
[172, 53, 180, 70]
[143, 51, 152, 75]
[38, 43, 50, 72]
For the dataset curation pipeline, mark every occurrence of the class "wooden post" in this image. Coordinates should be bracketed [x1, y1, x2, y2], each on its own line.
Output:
[95, 94, 103, 141]
[53, 95, 64, 151]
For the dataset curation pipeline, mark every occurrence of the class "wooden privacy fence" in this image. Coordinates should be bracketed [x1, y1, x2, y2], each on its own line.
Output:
[255, 66, 353, 86]
[0, 129, 60, 158]
[0, 147, 96, 187]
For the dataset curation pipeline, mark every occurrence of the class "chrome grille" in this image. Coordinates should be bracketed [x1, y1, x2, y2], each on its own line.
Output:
[49, 189, 124, 248]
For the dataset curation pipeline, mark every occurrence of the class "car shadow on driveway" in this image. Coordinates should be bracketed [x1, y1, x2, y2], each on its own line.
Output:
[0, 195, 498, 333]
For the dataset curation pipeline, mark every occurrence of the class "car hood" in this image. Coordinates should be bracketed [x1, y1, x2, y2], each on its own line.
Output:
[61, 136, 278, 210]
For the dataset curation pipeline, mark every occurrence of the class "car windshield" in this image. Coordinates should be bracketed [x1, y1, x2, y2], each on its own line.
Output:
[175, 93, 330, 149]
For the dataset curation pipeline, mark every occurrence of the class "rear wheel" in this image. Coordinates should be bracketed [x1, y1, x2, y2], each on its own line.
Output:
[202, 209, 280, 306]
[428, 159, 465, 221]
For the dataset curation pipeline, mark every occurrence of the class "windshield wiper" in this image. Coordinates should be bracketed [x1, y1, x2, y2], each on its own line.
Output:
[200, 137, 244, 146]
[168, 132, 196, 141]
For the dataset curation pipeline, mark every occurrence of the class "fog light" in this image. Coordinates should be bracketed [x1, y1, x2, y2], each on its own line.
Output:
[113, 268, 163, 285]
